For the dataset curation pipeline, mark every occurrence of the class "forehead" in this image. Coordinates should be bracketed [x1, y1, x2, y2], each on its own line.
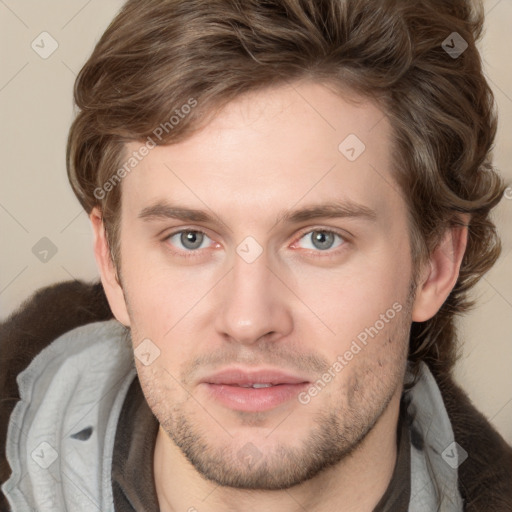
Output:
[121, 81, 403, 224]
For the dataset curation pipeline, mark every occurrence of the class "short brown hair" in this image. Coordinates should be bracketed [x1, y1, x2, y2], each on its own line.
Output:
[67, 0, 507, 384]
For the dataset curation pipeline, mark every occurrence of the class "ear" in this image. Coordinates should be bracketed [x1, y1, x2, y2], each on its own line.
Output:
[411, 214, 470, 322]
[90, 207, 131, 326]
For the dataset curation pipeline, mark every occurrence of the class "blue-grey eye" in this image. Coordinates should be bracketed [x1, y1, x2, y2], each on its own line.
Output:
[298, 230, 344, 251]
[168, 230, 211, 251]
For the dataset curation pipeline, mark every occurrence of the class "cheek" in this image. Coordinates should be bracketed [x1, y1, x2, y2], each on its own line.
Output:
[119, 236, 205, 330]
[289, 248, 411, 343]
[122, 270, 211, 373]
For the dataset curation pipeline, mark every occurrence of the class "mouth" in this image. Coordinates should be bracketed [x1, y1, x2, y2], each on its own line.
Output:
[200, 368, 310, 412]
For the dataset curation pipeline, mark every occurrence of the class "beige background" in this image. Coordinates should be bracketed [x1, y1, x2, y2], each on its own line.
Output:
[1, 1, 511, 445]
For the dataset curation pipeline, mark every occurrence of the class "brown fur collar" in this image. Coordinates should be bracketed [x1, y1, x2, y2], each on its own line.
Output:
[1, 280, 511, 511]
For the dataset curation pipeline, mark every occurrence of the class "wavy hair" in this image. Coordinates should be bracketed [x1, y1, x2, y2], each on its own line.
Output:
[66, 0, 507, 384]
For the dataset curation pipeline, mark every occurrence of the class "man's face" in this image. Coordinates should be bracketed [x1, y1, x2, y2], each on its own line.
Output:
[116, 81, 415, 489]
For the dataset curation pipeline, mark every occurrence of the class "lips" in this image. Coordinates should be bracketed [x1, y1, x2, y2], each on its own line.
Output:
[200, 368, 310, 412]
[201, 368, 309, 387]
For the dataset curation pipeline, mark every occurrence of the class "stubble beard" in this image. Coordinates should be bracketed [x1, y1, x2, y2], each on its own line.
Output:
[142, 309, 412, 490]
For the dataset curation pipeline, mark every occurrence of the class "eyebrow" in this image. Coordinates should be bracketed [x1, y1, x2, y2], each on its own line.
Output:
[138, 199, 378, 226]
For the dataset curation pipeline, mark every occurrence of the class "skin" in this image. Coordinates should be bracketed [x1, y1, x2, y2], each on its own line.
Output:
[91, 80, 468, 512]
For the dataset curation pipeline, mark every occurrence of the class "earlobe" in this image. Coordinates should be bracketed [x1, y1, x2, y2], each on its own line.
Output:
[89, 207, 131, 326]
[411, 216, 470, 323]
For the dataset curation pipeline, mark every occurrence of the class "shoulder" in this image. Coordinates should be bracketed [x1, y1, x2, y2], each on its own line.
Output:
[436, 372, 512, 511]
[0, 280, 113, 510]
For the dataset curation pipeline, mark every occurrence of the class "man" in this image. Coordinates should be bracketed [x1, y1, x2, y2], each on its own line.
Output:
[1, 0, 511, 511]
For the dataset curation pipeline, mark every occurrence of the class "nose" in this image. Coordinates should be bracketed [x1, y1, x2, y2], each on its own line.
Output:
[214, 247, 293, 346]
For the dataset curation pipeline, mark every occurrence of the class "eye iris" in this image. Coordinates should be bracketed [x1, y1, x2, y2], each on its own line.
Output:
[181, 231, 203, 250]
[312, 231, 334, 250]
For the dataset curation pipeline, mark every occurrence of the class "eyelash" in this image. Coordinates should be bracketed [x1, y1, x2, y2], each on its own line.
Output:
[162, 227, 349, 259]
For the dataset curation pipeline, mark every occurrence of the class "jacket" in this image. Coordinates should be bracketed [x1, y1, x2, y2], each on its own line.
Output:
[1, 280, 512, 511]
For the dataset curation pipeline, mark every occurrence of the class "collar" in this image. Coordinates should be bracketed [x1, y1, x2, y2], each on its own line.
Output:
[403, 364, 465, 510]
[2, 319, 136, 511]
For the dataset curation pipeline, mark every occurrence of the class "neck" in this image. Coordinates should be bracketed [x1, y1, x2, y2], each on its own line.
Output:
[153, 389, 402, 512]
